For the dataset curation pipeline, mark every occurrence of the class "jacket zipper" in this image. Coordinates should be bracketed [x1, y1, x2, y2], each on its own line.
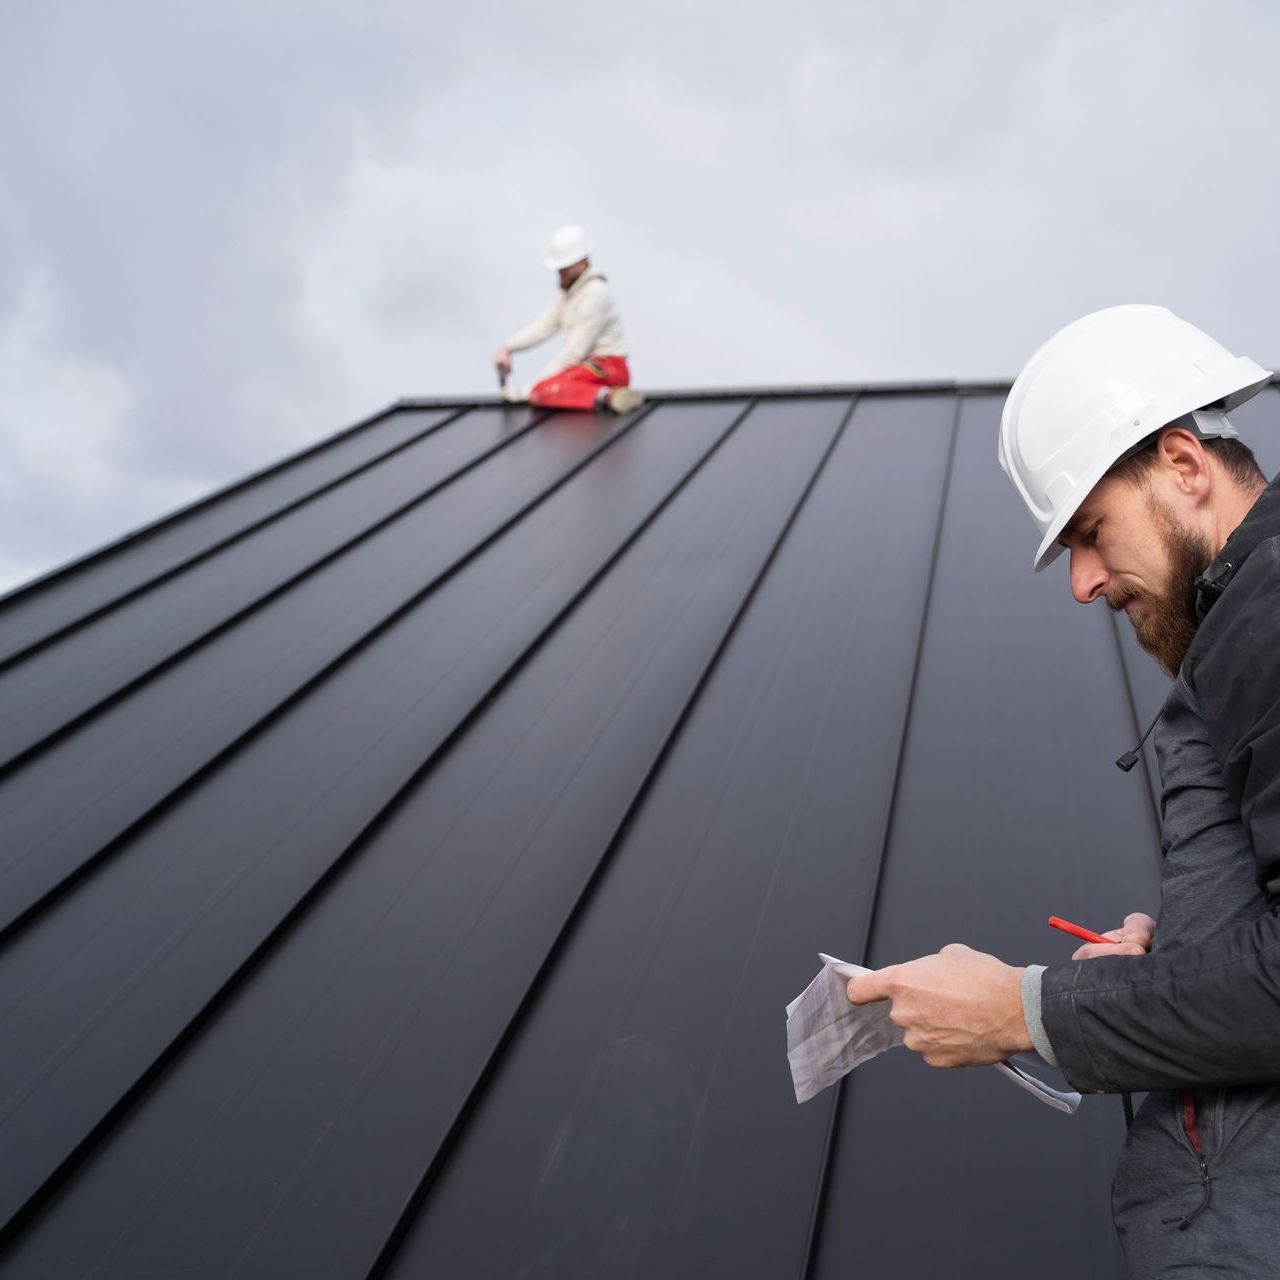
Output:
[1162, 1090, 1212, 1230]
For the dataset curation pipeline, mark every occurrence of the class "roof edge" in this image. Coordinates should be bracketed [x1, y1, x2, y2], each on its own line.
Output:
[390, 378, 1016, 411]
[390, 367, 1280, 409]
[6, 371, 1277, 611]
[0, 381, 1006, 610]
[0, 401, 410, 611]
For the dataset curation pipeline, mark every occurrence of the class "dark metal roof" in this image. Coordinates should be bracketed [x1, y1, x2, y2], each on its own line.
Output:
[2, 384, 1277, 1277]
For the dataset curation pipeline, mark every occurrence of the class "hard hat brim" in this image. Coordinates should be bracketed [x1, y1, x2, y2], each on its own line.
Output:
[1035, 542, 1067, 572]
[1031, 467, 1107, 573]
[545, 251, 590, 270]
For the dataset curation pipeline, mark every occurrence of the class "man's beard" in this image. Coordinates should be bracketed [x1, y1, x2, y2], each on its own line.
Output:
[1107, 497, 1214, 678]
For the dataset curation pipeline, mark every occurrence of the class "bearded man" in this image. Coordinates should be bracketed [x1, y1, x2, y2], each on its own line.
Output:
[846, 305, 1280, 1277]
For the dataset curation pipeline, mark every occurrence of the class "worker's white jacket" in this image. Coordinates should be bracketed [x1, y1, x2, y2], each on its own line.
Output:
[505, 271, 627, 381]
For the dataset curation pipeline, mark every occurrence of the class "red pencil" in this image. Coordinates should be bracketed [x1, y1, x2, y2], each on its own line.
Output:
[1048, 915, 1116, 946]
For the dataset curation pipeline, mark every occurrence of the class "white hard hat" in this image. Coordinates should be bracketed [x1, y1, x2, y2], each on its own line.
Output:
[999, 304, 1272, 572]
[545, 223, 591, 270]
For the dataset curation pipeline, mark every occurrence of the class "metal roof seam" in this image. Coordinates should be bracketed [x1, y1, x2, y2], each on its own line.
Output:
[0, 400, 426, 615]
[0, 410, 553, 782]
[0, 404, 685, 1236]
[288, 405, 781, 1274]
[639, 398, 861, 1267]
[364, 398, 879, 1276]
[0, 407, 478, 678]
[797, 392, 962, 1278]
[845, 392, 963, 965]
[2, 396, 749, 1272]
[0, 409, 655, 945]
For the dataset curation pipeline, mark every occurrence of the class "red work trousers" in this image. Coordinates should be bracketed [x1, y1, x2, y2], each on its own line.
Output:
[529, 356, 631, 411]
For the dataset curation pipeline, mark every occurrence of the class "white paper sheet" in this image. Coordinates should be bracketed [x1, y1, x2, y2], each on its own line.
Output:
[786, 954, 1080, 1114]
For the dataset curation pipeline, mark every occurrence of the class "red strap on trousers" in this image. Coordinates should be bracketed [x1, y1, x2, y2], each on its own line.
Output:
[529, 356, 630, 411]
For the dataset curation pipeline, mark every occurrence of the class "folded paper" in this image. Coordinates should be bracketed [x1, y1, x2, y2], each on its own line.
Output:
[786, 954, 1080, 1114]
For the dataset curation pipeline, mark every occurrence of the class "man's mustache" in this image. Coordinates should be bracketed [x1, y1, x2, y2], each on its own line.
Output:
[1106, 584, 1142, 612]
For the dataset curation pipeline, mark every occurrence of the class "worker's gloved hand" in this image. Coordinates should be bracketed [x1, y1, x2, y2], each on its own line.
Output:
[1072, 911, 1156, 960]
[493, 347, 512, 379]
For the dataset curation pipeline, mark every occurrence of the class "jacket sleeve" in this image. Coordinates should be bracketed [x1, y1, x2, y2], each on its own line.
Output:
[1041, 538, 1280, 1093]
[506, 299, 561, 352]
[1040, 911, 1280, 1092]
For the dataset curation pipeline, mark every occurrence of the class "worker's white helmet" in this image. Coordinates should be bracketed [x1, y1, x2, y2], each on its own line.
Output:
[545, 223, 591, 270]
[1000, 304, 1271, 572]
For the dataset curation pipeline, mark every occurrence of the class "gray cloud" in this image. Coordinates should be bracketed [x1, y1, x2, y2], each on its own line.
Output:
[2, 0, 1279, 592]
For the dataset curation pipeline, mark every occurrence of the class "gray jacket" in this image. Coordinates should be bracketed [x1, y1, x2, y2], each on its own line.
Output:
[1038, 476, 1280, 1276]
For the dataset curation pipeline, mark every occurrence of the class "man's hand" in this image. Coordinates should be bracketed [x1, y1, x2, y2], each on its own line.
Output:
[845, 944, 1032, 1068]
[494, 346, 512, 378]
[1071, 911, 1155, 960]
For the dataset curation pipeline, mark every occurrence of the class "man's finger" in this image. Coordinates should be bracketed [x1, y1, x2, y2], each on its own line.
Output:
[846, 967, 898, 1005]
[1072, 941, 1116, 960]
[1070, 928, 1122, 958]
[1121, 912, 1157, 949]
[923, 1049, 961, 1069]
[1073, 939, 1147, 960]
[1111, 941, 1147, 957]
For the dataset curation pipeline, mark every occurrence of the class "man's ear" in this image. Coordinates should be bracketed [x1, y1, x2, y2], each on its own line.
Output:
[1154, 427, 1212, 503]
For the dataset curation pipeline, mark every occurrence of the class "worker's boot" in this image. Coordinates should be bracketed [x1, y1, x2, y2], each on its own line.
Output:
[501, 383, 529, 404]
[603, 386, 644, 415]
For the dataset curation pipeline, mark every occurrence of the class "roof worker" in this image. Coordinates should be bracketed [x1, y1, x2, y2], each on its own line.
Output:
[493, 224, 644, 416]
[846, 305, 1280, 1276]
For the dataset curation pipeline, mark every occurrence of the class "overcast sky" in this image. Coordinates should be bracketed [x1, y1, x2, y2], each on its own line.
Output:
[2, 1, 1278, 594]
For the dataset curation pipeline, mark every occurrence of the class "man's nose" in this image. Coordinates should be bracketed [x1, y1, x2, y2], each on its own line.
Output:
[1069, 550, 1108, 604]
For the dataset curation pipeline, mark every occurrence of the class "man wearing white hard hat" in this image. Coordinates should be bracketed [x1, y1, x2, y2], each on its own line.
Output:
[845, 305, 1280, 1274]
[493, 224, 643, 415]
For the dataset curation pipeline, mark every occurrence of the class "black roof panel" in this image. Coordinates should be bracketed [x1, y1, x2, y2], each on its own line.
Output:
[4, 384, 1274, 1276]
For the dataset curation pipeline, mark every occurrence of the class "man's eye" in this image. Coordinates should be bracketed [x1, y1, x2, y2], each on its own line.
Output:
[1085, 524, 1100, 546]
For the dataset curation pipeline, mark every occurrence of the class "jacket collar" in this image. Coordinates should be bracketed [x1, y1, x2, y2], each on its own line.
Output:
[563, 270, 603, 297]
[1195, 473, 1280, 622]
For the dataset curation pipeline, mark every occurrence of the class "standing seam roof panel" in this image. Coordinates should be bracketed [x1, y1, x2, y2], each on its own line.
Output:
[0, 381, 1237, 1277]
[0, 403, 747, 1237]
[0, 405, 470, 665]
[383, 394, 958, 1278]
[0, 406, 652, 936]
[0, 399, 845, 1275]
[0, 406, 546, 765]
[811, 395, 1161, 1280]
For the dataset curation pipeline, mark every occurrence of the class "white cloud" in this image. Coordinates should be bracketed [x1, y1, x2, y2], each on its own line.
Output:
[1, 0, 1279, 595]
[0, 271, 203, 594]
